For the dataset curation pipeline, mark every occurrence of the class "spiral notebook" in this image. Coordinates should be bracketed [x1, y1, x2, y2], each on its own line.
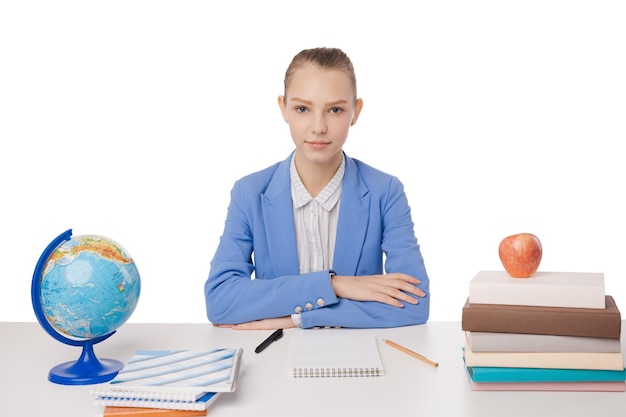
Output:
[94, 391, 220, 411]
[287, 330, 384, 377]
[91, 348, 243, 403]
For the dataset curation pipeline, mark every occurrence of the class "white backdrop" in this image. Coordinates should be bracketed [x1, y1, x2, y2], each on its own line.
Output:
[1, 1, 625, 324]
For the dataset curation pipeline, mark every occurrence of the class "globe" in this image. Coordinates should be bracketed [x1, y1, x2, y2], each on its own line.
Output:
[31, 229, 141, 385]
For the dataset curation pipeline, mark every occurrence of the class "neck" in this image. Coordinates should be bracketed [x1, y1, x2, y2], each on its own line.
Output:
[294, 152, 342, 198]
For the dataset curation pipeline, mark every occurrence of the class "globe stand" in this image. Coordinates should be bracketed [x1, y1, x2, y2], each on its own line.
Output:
[48, 339, 124, 385]
[31, 229, 131, 385]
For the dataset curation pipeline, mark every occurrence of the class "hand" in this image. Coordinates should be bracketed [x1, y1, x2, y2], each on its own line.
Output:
[214, 316, 296, 330]
[331, 273, 425, 308]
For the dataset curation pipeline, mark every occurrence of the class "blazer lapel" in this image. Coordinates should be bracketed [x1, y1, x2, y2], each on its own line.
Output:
[261, 155, 299, 276]
[333, 156, 370, 275]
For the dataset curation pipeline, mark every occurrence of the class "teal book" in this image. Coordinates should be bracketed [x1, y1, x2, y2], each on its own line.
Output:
[467, 365, 626, 383]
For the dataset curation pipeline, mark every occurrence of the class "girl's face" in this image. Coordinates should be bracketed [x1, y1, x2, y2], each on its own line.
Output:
[278, 65, 363, 169]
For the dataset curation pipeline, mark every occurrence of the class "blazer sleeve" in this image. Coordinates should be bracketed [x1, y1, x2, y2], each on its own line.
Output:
[204, 177, 340, 325]
[300, 174, 430, 329]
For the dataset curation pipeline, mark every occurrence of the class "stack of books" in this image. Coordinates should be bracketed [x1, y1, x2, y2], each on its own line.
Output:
[91, 348, 243, 416]
[462, 271, 625, 391]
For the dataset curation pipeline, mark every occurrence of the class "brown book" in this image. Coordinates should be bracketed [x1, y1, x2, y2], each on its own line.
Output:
[462, 295, 621, 338]
[103, 407, 207, 417]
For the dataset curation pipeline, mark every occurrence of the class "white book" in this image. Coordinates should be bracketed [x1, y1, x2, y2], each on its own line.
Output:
[468, 271, 605, 309]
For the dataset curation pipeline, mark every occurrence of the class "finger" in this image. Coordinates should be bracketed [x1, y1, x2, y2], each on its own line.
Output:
[386, 272, 421, 285]
[393, 291, 419, 305]
[379, 295, 405, 308]
[376, 287, 419, 307]
[402, 284, 426, 298]
[382, 279, 425, 298]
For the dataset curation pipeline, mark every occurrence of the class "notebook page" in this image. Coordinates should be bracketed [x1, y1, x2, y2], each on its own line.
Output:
[287, 330, 384, 377]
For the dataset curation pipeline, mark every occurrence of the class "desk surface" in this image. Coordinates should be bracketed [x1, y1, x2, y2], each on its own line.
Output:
[2, 321, 625, 417]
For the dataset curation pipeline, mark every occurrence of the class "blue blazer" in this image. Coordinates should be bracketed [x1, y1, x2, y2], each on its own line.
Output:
[204, 153, 430, 328]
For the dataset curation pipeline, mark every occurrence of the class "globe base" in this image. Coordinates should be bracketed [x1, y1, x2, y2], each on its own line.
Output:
[48, 340, 124, 385]
[49, 358, 123, 385]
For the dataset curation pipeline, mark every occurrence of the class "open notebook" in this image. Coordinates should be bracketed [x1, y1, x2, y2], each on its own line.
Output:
[287, 330, 384, 377]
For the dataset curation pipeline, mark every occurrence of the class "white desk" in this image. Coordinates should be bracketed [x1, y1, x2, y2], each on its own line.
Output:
[2, 321, 625, 417]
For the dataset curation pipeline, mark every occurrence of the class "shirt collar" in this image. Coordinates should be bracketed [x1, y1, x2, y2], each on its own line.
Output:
[290, 154, 345, 211]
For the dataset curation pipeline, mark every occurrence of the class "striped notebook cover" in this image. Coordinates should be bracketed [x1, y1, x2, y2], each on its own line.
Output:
[92, 349, 243, 401]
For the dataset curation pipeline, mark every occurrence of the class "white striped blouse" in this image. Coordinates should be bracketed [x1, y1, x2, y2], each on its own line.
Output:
[290, 154, 345, 275]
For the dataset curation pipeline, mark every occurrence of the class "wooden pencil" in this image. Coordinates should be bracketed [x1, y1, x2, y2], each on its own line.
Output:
[383, 339, 439, 367]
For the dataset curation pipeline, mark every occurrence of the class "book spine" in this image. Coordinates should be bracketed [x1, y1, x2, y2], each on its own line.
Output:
[103, 406, 208, 417]
[464, 348, 625, 371]
[468, 366, 626, 382]
[468, 271, 606, 309]
[462, 304, 621, 338]
[469, 380, 626, 392]
[466, 331, 622, 352]
[469, 283, 605, 309]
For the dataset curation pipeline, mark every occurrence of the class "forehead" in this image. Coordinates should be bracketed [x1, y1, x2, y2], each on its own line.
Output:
[286, 65, 354, 101]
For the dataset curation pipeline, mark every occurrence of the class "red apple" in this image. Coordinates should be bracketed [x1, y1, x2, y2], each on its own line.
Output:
[498, 233, 542, 278]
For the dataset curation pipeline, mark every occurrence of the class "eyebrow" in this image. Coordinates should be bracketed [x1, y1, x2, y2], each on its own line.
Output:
[290, 97, 349, 106]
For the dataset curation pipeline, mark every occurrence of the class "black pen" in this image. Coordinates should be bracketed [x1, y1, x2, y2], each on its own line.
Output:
[255, 329, 283, 353]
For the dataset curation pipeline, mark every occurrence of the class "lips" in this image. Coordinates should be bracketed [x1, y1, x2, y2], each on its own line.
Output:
[306, 141, 330, 150]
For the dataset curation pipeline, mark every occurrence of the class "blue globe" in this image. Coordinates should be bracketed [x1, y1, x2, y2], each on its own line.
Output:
[32, 229, 141, 385]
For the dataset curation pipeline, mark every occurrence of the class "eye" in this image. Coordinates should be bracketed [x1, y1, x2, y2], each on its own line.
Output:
[329, 107, 343, 114]
[295, 106, 307, 113]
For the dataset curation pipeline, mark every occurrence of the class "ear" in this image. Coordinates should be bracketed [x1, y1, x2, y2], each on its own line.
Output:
[350, 98, 364, 126]
[277, 95, 288, 123]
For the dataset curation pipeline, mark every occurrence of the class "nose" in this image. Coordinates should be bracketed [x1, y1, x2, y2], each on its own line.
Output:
[312, 113, 327, 135]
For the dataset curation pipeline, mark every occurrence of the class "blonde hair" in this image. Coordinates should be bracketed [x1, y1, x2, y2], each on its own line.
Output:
[283, 47, 357, 101]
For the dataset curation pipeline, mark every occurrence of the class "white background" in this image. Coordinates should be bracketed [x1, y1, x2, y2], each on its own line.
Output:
[1, 1, 625, 324]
